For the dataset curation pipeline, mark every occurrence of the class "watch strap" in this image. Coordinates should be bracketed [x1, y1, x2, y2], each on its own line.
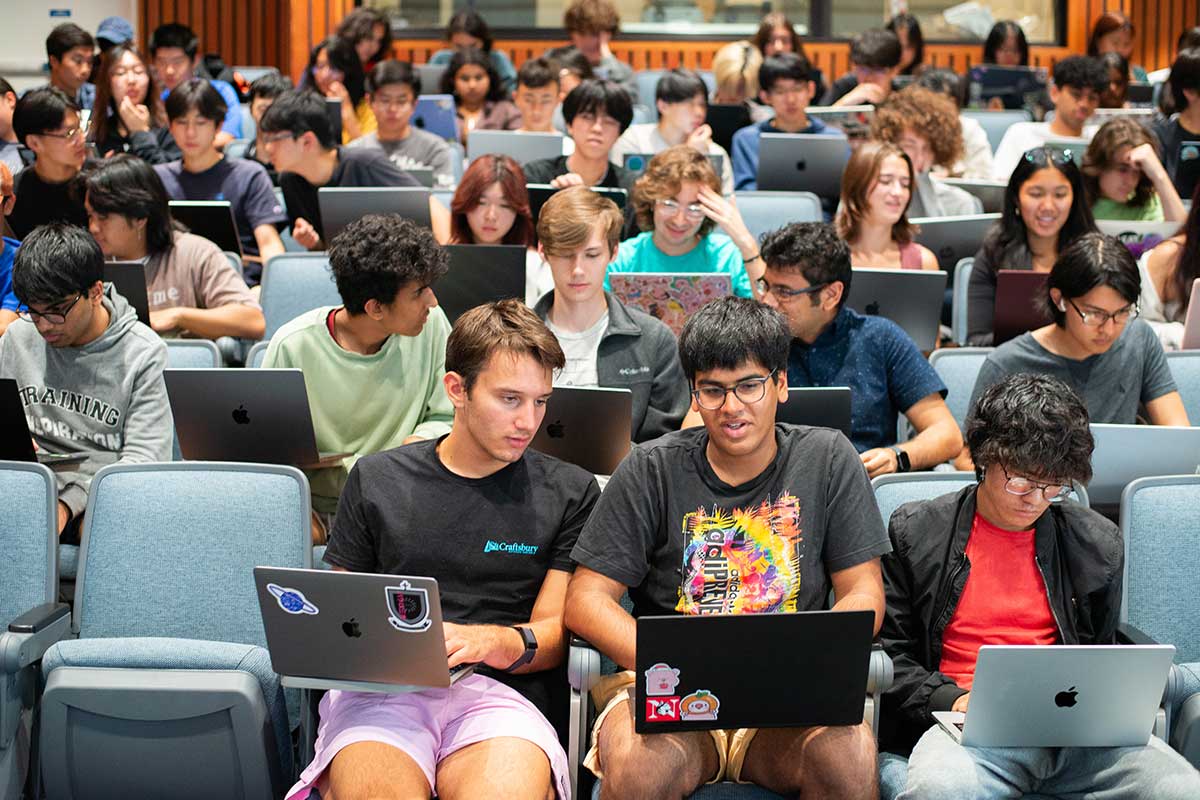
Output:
[502, 625, 538, 672]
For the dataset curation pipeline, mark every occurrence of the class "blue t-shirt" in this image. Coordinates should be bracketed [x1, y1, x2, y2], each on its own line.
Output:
[0, 238, 21, 313]
[730, 117, 830, 191]
[605, 231, 752, 298]
[162, 79, 242, 138]
[785, 307, 946, 452]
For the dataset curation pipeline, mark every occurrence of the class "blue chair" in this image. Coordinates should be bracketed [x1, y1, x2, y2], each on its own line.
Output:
[960, 109, 1032, 153]
[631, 103, 655, 125]
[259, 253, 341, 340]
[872, 472, 979, 525]
[224, 250, 245, 278]
[165, 339, 222, 368]
[1165, 352, 1200, 425]
[635, 71, 666, 119]
[225, 139, 252, 160]
[734, 191, 822, 245]
[951, 258, 974, 345]
[245, 340, 269, 368]
[927, 347, 992, 429]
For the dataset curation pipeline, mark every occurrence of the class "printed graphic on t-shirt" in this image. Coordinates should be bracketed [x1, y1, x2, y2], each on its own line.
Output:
[676, 492, 802, 615]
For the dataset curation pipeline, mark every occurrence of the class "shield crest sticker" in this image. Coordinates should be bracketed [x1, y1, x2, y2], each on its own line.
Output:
[385, 580, 432, 632]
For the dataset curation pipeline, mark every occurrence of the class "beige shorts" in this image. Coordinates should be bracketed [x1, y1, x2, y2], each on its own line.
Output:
[582, 671, 761, 784]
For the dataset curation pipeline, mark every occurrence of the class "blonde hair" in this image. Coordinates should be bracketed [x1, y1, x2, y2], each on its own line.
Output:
[536, 186, 624, 257]
[712, 41, 762, 102]
[835, 140, 917, 245]
[632, 146, 722, 235]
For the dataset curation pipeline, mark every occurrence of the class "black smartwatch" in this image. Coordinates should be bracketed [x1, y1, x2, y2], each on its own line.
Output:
[890, 446, 912, 473]
[503, 625, 538, 672]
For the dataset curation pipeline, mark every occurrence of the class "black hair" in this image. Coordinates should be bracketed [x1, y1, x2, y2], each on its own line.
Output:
[966, 373, 1094, 484]
[678, 296, 791, 381]
[0, 77, 14, 99]
[164, 78, 227, 124]
[148, 22, 199, 59]
[334, 7, 392, 62]
[1179, 27, 1200, 53]
[760, 222, 853, 310]
[327, 214, 449, 314]
[444, 9, 493, 52]
[1168, 48, 1200, 113]
[12, 222, 104, 306]
[562, 79, 633, 133]
[886, 13, 924, 75]
[46, 23, 94, 61]
[849, 29, 902, 70]
[1052, 55, 1109, 93]
[517, 57, 559, 89]
[305, 37, 366, 107]
[544, 46, 594, 81]
[368, 60, 420, 96]
[915, 68, 966, 107]
[656, 68, 707, 106]
[12, 87, 76, 145]
[1043, 232, 1139, 325]
[983, 21, 1029, 66]
[758, 52, 813, 93]
[258, 89, 337, 149]
[248, 72, 293, 103]
[440, 47, 505, 103]
[84, 154, 175, 257]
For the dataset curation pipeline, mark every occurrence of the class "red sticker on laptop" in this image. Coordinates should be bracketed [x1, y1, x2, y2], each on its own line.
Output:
[646, 696, 681, 722]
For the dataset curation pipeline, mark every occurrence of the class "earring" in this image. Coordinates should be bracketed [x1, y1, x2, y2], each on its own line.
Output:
[1057, 301, 1066, 312]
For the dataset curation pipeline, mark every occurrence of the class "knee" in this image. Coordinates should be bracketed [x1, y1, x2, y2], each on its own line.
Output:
[598, 736, 703, 800]
[898, 757, 983, 800]
[802, 723, 878, 800]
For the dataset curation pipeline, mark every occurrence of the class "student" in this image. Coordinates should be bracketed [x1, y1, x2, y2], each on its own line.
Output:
[156, 79, 287, 283]
[914, 69, 995, 180]
[1089, 11, 1149, 83]
[887, 13, 925, 77]
[982, 21, 1030, 67]
[0, 77, 24, 177]
[967, 147, 1098, 345]
[991, 56, 1108, 180]
[0, 223, 172, 541]
[283, 299, 598, 800]
[45, 23, 96, 112]
[1098, 51, 1131, 108]
[968, 233, 1188, 429]
[447, 154, 548, 305]
[429, 9, 518, 95]
[1152, 47, 1200, 196]
[730, 53, 831, 192]
[533, 186, 688, 441]
[563, 0, 637, 102]
[835, 141, 939, 270]
[1138, 198, 1199, 349]
[334, 6, 392, 74]
[882, 372, 1200, 799]
[1082, 116, 1186, 222]
[7, 88, 88, 239]
[347, 61, 455, 189]
[564, 296, 890, 798]
[751, 12, 827, 97]
[245, 72, 293, 184]
[523, 79, 636, 194]
[257, 90, 430, 251]
[710, 40, 771, 125]
[823, 28, 903, 108]
[611, 68, 735, 195]
[262, 214, 453, 541]
[760, 222, 960, 472]
[607, 146, 759, 297]
[148, 23, 242, 147]
[302, 37, 375, 144]
[513, 57, 570, 151]
[439, 47, 521, 146]
[88, 44, 181, 165]
[86, 155, 264, 341]
[543, 45, 594, 99]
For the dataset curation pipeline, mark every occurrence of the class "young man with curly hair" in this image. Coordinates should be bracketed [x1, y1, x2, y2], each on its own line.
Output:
[563, 0, 637, 102]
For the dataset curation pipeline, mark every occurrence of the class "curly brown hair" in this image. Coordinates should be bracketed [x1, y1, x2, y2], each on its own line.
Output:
[835, 140, 917, 246]
[563, 0, 620, 35]
[869, 85, 963, 169]
[1081, 116, 1160, 209]
[632, 145, 722, 235]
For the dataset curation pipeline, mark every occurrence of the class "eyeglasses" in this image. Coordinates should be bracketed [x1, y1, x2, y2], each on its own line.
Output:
[755, 278, 828, 301]
[655, 198, 705, 220]
[1066, 298, 1138, 327]
[17, 294, 83, 325]
[691, 371, 778, 410]
[260, 131, 297, 145]
[111, 67, 148, 79]
[38, 127, 83, 142]
[1024, 147, 1075, 167]
[1001, 467, 1073, 503]
[768, 84, 809, 98]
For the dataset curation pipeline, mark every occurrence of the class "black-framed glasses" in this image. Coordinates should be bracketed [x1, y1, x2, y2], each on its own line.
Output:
[691, 371, 778, 410]
[17, 294, 83, 325]
[38, 127, 83, 142]
[1066, 298, 1138, 328]
[755, 278, 828, 302]
[260, 131, 297, 145]
[1001, 467, 1073, 503]
[1025, 146, 1074, 167]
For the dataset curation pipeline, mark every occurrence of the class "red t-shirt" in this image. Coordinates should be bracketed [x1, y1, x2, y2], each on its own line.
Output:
[938, 512, 1060, 690]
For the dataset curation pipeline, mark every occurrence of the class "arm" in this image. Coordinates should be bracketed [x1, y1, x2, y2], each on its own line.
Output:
[152, 304, 266, 340]
[861, 394, 962, 477]
[1127, 143, 1187, 222]
[564, 566, 637, 670]
[833, 82, 887, 108]
[118, 345, 175, 466]
[430, 196, 451, 244]
[293, 218, 323, 251]
[696, 186, 762, 281]
[1145, 392, 1189, 426]
[0, 310, 15, 336]
[918, 245, 940, 271]
[253, 224, 285, 264]
[830, 559, 886, 635]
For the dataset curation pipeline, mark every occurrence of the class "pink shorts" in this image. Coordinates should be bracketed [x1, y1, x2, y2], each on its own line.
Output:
[284, 673, 570, 799]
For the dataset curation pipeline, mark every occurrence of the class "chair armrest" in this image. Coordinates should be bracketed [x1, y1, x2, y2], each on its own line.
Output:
[1116, 623, 1159, 646]
[568, 636, 603, 800]
[866, 644, 894, 695]
[568, 636, 601, 693]
[0, 603, 70, 672]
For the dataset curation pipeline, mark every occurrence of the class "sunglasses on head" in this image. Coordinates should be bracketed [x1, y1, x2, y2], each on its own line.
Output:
[1024, 147, 1075, 167]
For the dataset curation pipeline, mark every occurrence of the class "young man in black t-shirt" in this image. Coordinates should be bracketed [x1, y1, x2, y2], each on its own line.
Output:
[565, 296, 890, 799]
[7, 88, 88, 239]
[283, 299, 599, 800]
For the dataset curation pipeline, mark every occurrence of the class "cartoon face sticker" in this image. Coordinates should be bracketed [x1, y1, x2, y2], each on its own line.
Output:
[644, 662, 681, 697]
[679, 690, 720, 721]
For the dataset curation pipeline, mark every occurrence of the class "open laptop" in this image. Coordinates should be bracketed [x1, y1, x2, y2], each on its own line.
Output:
[938, 179, 1007, 214]
[0, 378, 88, 467]
[531, 386, 632, 476]
[608, 273, 733, 336]
[1086, 424, 1200, 507]
[634, 610, 874, 733]
[804, 105, 873, 139]
[705, 103, 752, 155]
[169, 200, 243, 256]
[1043, 137, 1092, 163]
[412, 94, 458, 142]
[1096, 220, 1184, 258]
[415, 64, 448, 96]
[1088, 107, 1155, 124]
[103, 261, 150, 326]
[437, 244, 526, 323]
[1126, 82, 1155, 106]
[165, 368, 351, 469]
[467, 130, 563, 164]
[845, 268, 947, 351]
[318, 187, 432, 241]
[325, 97, 342, 144]
[993, 270, 1051, 345]
[933, 644, 1174, 747]
[1176, 141, 1200, 202]
[776, 387, 852, 438]
[623, 152, 723, 179]
[911, 213, 1000, 271]
[527, 184, 627, 227]
[966, 64, 1049, 111]
[756, 134, 850, 197]
[255, 567, 475, 693]
[1180, 279, 1200, 349]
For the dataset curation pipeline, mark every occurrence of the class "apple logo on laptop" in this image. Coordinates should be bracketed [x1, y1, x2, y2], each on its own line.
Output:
[546, 420, 565, 439]
[794, 159, 807, 171]
[342, 618, 362, 638]
[1054, 686, 1078, 708]
[865, 301, 881, 316]
[232, 405, 250, 425]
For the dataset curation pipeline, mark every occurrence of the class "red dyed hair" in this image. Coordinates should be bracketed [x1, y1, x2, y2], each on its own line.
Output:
[449, 154, 535, 247]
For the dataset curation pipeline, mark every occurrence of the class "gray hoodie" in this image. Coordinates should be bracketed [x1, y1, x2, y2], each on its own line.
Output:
[0, 284, 174, 517]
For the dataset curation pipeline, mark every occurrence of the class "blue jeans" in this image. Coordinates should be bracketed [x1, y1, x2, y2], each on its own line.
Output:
[898, 725, 1200, 800]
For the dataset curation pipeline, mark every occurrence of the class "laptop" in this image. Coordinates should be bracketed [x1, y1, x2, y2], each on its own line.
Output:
[164, 368, 351, 469]
[415, 63, 448, 95]
[1180, 279, 1200, 349]
[255, 567, 475, 693]
[756, 134, 850, 197]
[845, 268, 947, 351]
[103, 261, 150, 326]
[911, 213, 1000, 271]
[1088, 107, 1155, 124]
[530, 386, 632, 476]
[933, 644, 1174, 747]
[1096, 219, 1184, 259]
[405, 167, 435, 188]
[325, 97, 342, 144]
[966, 64, 1049, 111]
[634, 610, 874, 733]
[169, 200, 243, 256]
[938, 179, 1007, 214]
[412, 94, 459, 142]
[0, 378, 88, 467]
[1043, 137, 1092, 163]
[608, 273, 734, 335]
[1176, 141, 1200, 202]
[527, 184, 627, 227]
[623, 152, 723, 179]
[1086, 424, 1200, 507]
[993, 269, 1051, 345]
[776, 387, 852, 438]
[318, 187, 432, 241]
[437, 244, 526, 323]
[804, 105, 874, 139]
[467, 130, 564, 165]
[705, 103, 752, 155]
[1126, 82, 1155, 106]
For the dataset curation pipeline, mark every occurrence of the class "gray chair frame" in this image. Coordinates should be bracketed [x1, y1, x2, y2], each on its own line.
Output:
[165, 338, 223, 369]
[951, 258, 974, 345]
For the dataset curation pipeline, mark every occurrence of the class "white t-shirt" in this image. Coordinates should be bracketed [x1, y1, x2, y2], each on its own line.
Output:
[546, 313, 608, 387]
[525, 248, 555, 306]
[991, 121, 1096, 182]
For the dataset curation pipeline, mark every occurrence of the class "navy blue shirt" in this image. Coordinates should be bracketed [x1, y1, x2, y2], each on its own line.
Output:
[785, 307, 946, 452]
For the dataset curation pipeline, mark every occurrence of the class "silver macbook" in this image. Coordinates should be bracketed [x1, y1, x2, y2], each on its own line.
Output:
[531, 386, 632, 476]
[933, 644, 1174, 747]
[438, 244, 526, 323]
[169, 200, 243, 256]
[255, 567, 475, 693]
[756, 133, 851, 197]
[911, 213, 1000, 271]
[467, 130, 564, 164]
[1088, 423, 1200, 507]
[318, 186, 432, 241]
[776, 387, 852, 438]
[845, 268, 947, 351]
[164, 368, 350, 469]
